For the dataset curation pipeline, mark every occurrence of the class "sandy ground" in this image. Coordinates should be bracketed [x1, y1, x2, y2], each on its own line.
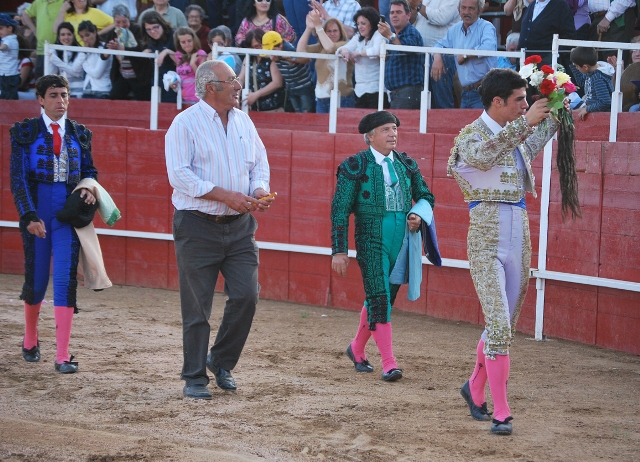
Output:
[0, 272, 639, 461]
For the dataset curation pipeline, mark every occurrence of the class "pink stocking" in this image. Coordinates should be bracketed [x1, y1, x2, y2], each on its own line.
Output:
[350, 306, 371, 361]
[370, 322, 398, 373]
[24, 302, 41, 349]
[54, 306, 74, 364]
[469, 339, 488, 405]
[486, 353, 511, 422]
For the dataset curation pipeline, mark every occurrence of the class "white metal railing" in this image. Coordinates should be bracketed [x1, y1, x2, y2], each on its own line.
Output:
[211, 44, 343, 133]
[44, 42, 160, 129]
[378, 44, 527, 133]
[552, 34, 640, 143]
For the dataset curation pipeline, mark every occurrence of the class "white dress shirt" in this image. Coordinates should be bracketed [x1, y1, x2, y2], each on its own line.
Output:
[370, 147, 397, 186]
[165, 100, 270, 215]
[588, 0, 636, 21]
[531, 0, 551, 21]
[42, 112, 69, 183]
[336, 31, 387, 97]
[420, 0, 461, 47]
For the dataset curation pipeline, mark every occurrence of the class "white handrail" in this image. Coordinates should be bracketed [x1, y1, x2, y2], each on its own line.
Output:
[378, 43, 526, 133]
[552, 35, 640, 142]
[44, 42, 160, 130]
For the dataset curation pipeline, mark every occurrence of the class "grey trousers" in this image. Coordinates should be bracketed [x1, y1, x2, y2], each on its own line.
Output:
[173, 210, 259, 386]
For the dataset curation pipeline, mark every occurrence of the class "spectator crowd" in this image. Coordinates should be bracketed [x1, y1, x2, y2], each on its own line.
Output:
[1, 0, 639, 113]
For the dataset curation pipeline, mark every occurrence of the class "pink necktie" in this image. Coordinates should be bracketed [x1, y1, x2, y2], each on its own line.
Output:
[51, 122, 61, 157]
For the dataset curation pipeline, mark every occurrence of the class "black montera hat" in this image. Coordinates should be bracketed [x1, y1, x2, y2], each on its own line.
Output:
[358, 111, 401, 134]
[56, 190, 98, 228]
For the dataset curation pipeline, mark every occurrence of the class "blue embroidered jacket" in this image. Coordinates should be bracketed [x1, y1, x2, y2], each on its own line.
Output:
[10, 117, 98, 220]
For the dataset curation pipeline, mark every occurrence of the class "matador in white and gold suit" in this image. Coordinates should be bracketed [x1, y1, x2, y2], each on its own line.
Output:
[448, 68, 561, 436]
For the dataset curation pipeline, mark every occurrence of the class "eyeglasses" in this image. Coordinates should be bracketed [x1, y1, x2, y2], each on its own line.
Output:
[145, 24, 162, 33]
[209, 77, 241, 86]
[255, 0, 271, 3]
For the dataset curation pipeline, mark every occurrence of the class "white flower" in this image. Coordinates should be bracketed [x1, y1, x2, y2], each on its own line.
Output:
[519, 63, 535, 79]
[529, 71, 545, 86]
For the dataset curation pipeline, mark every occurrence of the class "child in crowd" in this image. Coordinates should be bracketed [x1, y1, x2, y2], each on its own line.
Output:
[172, 27, 207, 103]
[570, 46, 614, 121]
[0, 14, 21, 100]
[262, 31, 315, 113]
[207, 27, 242, 75]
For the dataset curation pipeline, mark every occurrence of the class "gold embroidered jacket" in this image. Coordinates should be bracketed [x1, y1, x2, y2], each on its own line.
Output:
[447, 115, 558, 202]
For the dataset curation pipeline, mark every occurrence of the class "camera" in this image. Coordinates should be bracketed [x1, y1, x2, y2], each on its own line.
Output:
[380, 15, 385, 23]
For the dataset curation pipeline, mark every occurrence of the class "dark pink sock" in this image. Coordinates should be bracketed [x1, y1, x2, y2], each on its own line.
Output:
[54, 306, 74, 364]
[486, 353, 511, 422]
[24, 302, 41, 349]
[351, 306, 371, 361]
[371, 322, 398, 373]
[469, 339, 488, 405]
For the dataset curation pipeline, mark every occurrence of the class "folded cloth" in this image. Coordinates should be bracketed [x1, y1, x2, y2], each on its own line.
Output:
[115, 27, 137, 48]
[72, 179, 122, 290]
[163, 71, 180, 92]
[389, 199, 440, 301]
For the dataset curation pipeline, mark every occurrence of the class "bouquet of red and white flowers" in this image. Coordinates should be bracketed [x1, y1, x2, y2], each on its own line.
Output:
[519, 55, 581, 221]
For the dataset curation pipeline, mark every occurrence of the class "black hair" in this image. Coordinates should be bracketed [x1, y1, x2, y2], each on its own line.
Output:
[66, 0, 93, 14]
[353, 7, 379, 42]
[479, 68, 527, 109]
[390, 0, 410, 14]
[570, 47, 598, 67]
[36, 74, 70, 98]
[77, 20, 99, 47]
[55, 22, 80, 61]
[241, 28, 265, 49]
[140, 11, 173, 46]
[244, 0, 279, 21]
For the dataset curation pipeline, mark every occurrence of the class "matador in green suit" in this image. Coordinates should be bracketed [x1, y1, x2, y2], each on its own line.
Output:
[331, 111, 435, 382]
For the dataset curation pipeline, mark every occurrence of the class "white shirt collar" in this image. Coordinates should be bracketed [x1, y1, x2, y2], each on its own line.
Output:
[480, 110, 504, 135]
[42, 112, 67, 135]
[370, 146, 395, 164]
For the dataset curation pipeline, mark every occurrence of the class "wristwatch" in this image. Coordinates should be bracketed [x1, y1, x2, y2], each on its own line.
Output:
[389, 33, 396, 42]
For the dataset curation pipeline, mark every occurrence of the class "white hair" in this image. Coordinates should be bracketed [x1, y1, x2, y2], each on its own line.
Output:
[505, 32, 520, 48]
[459, 0, 485, 11]
[195, 60, 228, 99]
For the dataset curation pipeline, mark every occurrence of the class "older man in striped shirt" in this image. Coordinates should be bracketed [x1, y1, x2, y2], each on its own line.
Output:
[165, 60, 275, 400]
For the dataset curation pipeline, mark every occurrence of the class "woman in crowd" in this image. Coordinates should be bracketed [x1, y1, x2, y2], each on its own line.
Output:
[103, 3, 153, 100]
[296, 10, 353, 113]
[235, 0, 295, 46]
[53, 0, 114, 46]
[208, 26, 243, 74]
[48, 22, 86, 97]
[172, 27, 207, 103]
[237, 28, 284, 111]
[77, 21, 112, 98]
[336, 7, 386, 109]
[185, 5, 210, 54]
[140, 11, 176, 103]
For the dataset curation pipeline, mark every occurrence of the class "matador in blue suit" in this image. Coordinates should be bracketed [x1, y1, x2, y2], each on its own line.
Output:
[10, 75, 98, 374]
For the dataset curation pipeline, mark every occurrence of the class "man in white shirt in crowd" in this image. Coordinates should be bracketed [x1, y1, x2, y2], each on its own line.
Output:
[588, 0, 637, 60]
[311, 0, 360, 38]
[165, 60, 276, 400]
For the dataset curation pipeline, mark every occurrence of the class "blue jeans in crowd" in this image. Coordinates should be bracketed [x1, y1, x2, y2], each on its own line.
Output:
[461, 88, 483, 109]
[289, 86, 316, 113]
[429, 54, 455, 109]
[316, 94, 355, 113]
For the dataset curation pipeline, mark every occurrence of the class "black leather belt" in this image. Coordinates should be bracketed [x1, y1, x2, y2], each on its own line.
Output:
[191, 210, 244, 223]
[590, 11, 607, 20]
[462, 80, 482, 92]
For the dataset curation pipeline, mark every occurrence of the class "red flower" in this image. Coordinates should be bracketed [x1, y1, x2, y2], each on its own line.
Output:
[540, 65, 555, 74]
[524, 55, 542, 65]
[539, 79, 556, 96]
[562, 81, 577, 93]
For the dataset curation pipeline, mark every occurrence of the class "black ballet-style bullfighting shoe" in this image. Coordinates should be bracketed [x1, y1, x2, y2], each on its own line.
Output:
[382, 368, 403, 382]
[22, 341, 40, 362]
[460, 380, 492, 421]
[491, 416, 513, 435]
[345, 344, 374, 372]
[207, 354, 237, 390]
[54, 355, 78, 374]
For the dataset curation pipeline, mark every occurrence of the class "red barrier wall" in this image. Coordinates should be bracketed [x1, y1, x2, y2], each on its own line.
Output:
[2, 115, 639, 356]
